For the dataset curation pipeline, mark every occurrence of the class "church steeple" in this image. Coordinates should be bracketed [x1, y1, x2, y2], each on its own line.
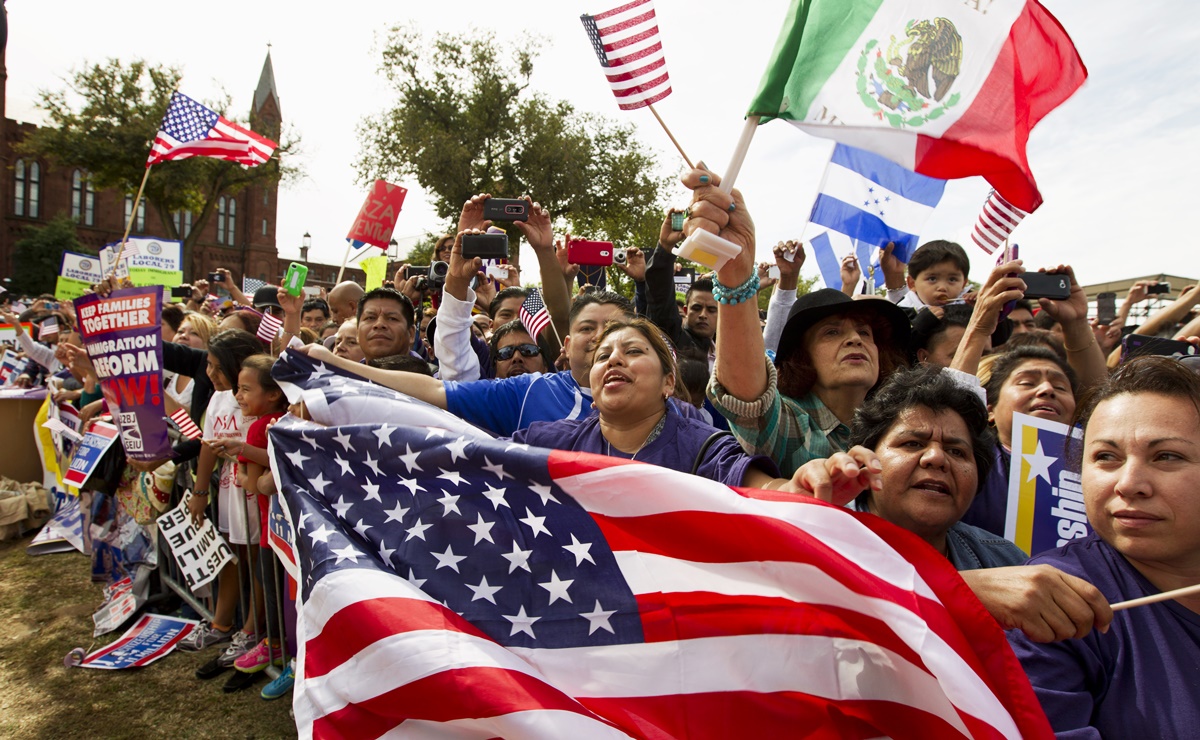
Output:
[250, 48, 280, 141]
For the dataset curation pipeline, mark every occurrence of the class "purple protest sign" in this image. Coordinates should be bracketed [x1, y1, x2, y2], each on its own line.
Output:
[74, 287, 171, 461]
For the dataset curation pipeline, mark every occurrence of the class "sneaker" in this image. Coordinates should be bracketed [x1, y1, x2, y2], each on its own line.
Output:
[178, 621, 233, 652]
[216, 630, 258, 669]
[235, 639, 284, 674]
[222, 669, 260, 693]
[261, 660, 295, 701]
[194, 655, 229, 681]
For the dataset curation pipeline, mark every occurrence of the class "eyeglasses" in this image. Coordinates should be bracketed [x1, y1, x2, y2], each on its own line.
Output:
[495, 343, 541, 361]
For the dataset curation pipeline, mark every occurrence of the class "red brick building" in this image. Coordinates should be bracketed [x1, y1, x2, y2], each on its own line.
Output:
[0, 21, 363, 290]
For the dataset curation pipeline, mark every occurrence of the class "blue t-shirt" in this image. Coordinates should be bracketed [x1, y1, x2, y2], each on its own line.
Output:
[511, 404, 778, 487]
[445, 370, 591, 437]
[446, 370, 709, 437]
[1007, 533, 1200, 738]
[961, 444, 1009, 537]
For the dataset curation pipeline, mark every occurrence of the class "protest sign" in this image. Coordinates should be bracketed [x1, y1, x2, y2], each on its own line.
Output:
[0, 349, 18, 384]
[361, 253, 389, 290]
[76, 614, 197, 669]
[63, 421, 120, 488]
[157, 493, 235, 591]
[1005, 411, 1091, 556]
[74, 286, 171, 461]
[267, 494, 298, 582]
[119, 237, 184, 289]
[98, 244, 130, 280]
[0, 322, 36, 350]
[347, 179, 408, 248]
[92, 576, 139, 636]
[27, 494, 85, 555]
[56, 251, 103, 301]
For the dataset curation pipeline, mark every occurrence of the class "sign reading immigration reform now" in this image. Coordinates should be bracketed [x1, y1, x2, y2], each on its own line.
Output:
[1004, 411, 1091, 556]
[74, 287, 172, 461]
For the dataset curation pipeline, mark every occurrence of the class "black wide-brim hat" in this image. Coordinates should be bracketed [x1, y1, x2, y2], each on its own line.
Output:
[775, 288, 912, 368]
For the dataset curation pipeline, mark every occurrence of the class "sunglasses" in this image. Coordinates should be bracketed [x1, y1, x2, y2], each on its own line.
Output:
[495, 343, 541, 361]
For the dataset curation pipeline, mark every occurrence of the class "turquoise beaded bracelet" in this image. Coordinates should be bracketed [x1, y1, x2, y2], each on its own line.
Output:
[713, 273, 760, 305]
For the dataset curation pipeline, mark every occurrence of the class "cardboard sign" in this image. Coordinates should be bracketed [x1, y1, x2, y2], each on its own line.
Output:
[156, 493, 236, 591]
[56, 251, 104, 301]
[1005, 412, 1091, 556]
[27, 495, 85, 555]
[673, 267, 696, 290]
[76, 614, 197, 670]
[92, 577, 139, 636]
[74, 287, 172, 461]
[346, 179, 408, 248]
[0, 323, 35, 350]
[63, 421, 121, 488]
[114, 237, 184, 290]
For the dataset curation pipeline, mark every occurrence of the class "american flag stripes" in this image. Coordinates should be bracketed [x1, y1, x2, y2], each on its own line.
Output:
[147, 92, 277, 168]
[38, 317, 59, 341]
[519, 288, 552, 341]
[266, 350, 1053, 739]
[257, 310, 283, 344]
[581, 0, 673, 111]
[168, 407, 202, 440]
[972, 191, 1028, 254]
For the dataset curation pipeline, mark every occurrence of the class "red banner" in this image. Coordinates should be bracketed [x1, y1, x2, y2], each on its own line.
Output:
[346, 180, 408, 248]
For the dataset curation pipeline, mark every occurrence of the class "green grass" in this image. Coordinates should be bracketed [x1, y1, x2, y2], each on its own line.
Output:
[0, 535, 297, 739]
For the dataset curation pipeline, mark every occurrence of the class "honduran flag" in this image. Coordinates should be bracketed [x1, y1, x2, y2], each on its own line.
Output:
[747, 0, 1086, 213]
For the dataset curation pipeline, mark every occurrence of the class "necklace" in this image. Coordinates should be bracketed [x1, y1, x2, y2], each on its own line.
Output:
[604, 413, 667, 461]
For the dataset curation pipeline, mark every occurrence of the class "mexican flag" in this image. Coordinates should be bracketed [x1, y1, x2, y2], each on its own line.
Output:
[748, 0, 1085, 212]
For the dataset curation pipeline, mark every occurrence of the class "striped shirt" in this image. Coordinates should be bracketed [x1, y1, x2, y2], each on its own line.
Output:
[707, 358, 849, 477]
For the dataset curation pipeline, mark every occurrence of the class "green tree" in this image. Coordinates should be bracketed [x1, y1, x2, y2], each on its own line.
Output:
[11, 216, 88, 295]
[18, 59, 300, 271]
[357, 25, 671, 272]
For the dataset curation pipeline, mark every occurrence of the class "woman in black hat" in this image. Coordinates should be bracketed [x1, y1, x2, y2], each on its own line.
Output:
[678, 167, 910, 477]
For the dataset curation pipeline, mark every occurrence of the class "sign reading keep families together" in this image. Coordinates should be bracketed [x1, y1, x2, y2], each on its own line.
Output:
[73, 286, 171, 461]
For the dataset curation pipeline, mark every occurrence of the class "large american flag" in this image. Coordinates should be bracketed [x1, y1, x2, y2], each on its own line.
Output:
[267, 349, 1052, 739]
[581, 0, 673, 111]
[972, 191, 1028, 255]
[519, 288, 552, 341]
[147, 92, 277, 167]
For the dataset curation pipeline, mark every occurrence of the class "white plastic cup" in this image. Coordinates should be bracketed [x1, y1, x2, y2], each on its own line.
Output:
[676, 230, 742, 271]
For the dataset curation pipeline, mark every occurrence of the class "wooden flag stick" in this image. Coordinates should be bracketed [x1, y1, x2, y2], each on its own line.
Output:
[1111, 583, 1200, 612]
[718, 116, 760, 194]
[647, 104, 693, 169]
[335, 240, 354, 284]
[107, 165, 153, 278]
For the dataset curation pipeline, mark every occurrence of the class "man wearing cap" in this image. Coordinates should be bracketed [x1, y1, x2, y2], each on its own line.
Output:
[252, 285, 285, 321]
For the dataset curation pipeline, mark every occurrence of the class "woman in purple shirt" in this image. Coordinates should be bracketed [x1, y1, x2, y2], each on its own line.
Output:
[513, 318, 857, 494]
[1007, 356, 1200, 738]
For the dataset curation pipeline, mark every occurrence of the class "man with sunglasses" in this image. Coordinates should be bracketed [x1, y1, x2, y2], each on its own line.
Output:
[489, 321, 547, 379]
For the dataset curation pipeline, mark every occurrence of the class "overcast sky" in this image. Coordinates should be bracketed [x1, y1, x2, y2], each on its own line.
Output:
[6, 0, 1196, 286]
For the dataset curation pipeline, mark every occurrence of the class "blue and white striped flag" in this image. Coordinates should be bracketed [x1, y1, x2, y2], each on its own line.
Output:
[810, 232, 884, 293]
[809, 144, 946, 264]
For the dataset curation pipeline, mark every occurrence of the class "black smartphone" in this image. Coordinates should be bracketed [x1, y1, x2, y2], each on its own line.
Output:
[1096, 292, 1117, 325]
[482, 198, 528, 222]
[461, 233, 509, 259]
[170, 285, 192, 299]
[208, 271, 221, 284]
[1122, 334, 1197, 362]
[1148, 282, 1171, 295]
[1019, 272, 1070, 300]
[404, 265, 430, 280]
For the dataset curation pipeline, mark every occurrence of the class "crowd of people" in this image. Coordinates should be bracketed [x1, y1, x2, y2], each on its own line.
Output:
[3, 168, 1199, 735]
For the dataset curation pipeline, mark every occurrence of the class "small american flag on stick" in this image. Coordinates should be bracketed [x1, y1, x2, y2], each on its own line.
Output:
[38, 317, 59, 341]
[168, 407, 202, 440]
[972, 191, 1028, 254]
[147, 92, 277, 167]
[257, 311, 284, 344]
[581, 0, 672, 111]
[242, 277, 267, 295]
[519, 288, 552, 340]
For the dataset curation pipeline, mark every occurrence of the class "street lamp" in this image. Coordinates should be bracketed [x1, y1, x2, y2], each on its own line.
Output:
[300, 232, 312, 263]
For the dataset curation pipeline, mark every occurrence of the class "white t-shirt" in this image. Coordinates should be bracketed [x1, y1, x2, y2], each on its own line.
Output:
[202, 390, 259, 543]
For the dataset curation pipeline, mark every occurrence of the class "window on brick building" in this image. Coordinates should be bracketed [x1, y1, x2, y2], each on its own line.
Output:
[172, 210, 193, 238]
[28, 163, 40, 218]
[123, 195, 146, 232]
[262, 189, 268, 206]
[217, 197, 226, 244]
[14, 160, 25, 216]
[261, 218, 268, 236]
[71, 170, 95, 225]
[226, 198, 237, 245]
